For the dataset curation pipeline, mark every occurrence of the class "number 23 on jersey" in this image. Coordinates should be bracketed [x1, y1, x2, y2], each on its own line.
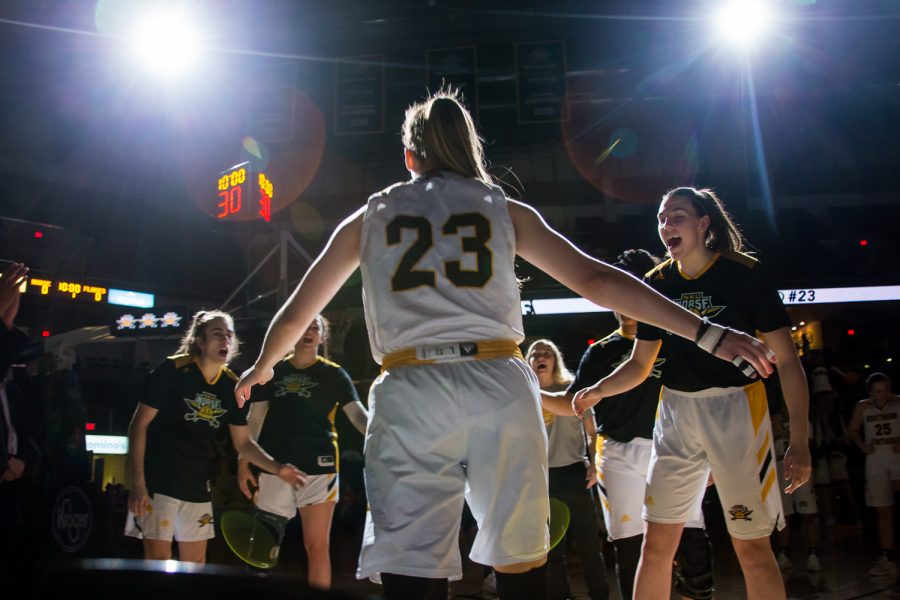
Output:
[387, 212, 493, 291]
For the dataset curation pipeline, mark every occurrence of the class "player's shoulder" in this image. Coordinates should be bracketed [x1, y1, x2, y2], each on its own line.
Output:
[368, 180, 412, 202]
[645, 258, 674, 281]
[720, 250, 759, 270]
[167, 353, 194, 369]
[594, 330, 625, 348]
[316, 356, 344, 371]
[222, 366, 240, 383]
[856, 397, 874, 410]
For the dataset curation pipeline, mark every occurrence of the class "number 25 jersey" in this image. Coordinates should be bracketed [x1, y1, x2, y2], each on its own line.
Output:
[359, 171, 525, 364]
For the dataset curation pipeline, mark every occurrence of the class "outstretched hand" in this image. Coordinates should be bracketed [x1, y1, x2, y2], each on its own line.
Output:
[713, 329, 776, 379]
[234, 364, 274, 409]
[572, 384, 603, 418]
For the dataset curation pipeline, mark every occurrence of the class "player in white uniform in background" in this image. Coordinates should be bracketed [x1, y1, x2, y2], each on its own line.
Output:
[849, 372, 900, 578]
[234, 90, 776, 600]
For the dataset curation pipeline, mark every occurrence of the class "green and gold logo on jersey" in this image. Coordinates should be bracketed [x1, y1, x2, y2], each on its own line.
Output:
[675, 292, 725, 318]
[274, 374, 320, 399]
[184, 391, 227, 428]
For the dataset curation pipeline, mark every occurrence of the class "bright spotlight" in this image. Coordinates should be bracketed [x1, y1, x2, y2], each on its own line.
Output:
[129, 7, 202, 78]
[713, 1, 773, 49]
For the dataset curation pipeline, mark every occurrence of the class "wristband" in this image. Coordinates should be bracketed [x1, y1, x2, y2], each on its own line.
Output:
[696, 321, 727, 354]
[694, 317, 712, 343]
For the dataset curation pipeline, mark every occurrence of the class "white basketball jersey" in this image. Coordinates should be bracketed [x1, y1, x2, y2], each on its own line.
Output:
[359, 172, 525, 364]
[862, 397, 900, 451]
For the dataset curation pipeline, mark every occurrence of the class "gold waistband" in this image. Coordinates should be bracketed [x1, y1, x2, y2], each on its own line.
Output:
[381, 339, 523, 372]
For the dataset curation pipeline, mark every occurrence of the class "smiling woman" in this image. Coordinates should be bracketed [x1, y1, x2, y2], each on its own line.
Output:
[573, 186, 811, 600]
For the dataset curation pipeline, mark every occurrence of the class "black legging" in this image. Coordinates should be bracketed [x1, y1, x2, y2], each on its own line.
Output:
[548, 461, 610, 599]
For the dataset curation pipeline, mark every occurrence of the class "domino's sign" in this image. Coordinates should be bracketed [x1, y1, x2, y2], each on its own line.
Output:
[51, 486, 93, 553]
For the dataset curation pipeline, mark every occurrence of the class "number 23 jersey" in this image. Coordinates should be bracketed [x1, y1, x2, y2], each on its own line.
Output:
[359, 171, 525, 364]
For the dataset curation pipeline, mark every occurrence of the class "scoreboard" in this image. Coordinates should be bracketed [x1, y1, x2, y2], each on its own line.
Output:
[216, 161, 275, 222]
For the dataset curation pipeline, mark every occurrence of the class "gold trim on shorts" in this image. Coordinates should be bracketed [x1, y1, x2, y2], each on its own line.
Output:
[381, 339, 523, 372]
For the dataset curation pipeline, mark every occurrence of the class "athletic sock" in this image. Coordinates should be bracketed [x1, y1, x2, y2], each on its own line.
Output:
[494, 563, 549, 600]
[613, 536, 643, 600]
[381, 573, 448, 600]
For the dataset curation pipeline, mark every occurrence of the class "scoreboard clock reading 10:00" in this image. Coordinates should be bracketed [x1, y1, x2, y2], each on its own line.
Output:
[216, 162, 275, 222]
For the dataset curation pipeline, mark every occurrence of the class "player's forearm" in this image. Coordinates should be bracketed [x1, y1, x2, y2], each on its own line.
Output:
[779, 358, 810, 444]
[542, 391, 575, 416]
[343, 401, 369, 435]
[127, 424, 147, 487]
[595, 356, 654, 398]
[235, 438, 282, 475]
[575, 267, 701, 343]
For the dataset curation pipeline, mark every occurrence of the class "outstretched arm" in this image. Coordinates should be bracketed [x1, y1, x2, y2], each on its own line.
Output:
[573, 339, 661, 417]
[235, 206, 365, 407]
[541, 390, 576, 416]
[509, 200, 774, 378]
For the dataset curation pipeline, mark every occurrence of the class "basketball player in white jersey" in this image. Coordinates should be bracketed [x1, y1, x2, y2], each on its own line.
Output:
[849, 372, 900, 577]
[233, 89, 775, 600]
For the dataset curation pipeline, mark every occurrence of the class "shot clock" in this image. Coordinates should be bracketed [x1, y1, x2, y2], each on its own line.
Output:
[216, 161, 275, 222]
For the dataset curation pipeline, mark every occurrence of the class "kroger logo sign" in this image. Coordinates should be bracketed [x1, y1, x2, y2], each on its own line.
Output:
[51, 486, 93, 553]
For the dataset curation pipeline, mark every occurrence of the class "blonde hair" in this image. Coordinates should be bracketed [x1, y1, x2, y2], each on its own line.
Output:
[402, 88, 493, 186]
[177, 310, 239, 362]
[525, 339, 574, 386]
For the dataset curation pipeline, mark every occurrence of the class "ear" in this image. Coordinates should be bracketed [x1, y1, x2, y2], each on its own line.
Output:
[404, 148, 418, 173]
[698, 214, 710, 234]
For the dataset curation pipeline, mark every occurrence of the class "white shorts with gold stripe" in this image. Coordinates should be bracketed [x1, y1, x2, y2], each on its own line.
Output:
[645, 381, 783, 540]
[125, 493, 215, 542]
[255, 472, 339, 519]
[596, 436, 704, 540]
[358, 344, 549, 582]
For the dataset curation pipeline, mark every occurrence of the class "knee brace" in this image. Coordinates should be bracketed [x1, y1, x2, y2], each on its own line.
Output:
[672, 527, 714, 600]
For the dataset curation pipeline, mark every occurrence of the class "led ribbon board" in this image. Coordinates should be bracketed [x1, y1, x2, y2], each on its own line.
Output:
[521, 285, 900, 316]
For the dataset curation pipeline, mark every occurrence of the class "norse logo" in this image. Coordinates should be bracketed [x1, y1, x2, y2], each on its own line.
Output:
[728, 504, 753, 521]
[184, 391, 227, 428]
[675, 292, 725, 319]
[197, 513, 214, 528]
[274, 374, 320, 398]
